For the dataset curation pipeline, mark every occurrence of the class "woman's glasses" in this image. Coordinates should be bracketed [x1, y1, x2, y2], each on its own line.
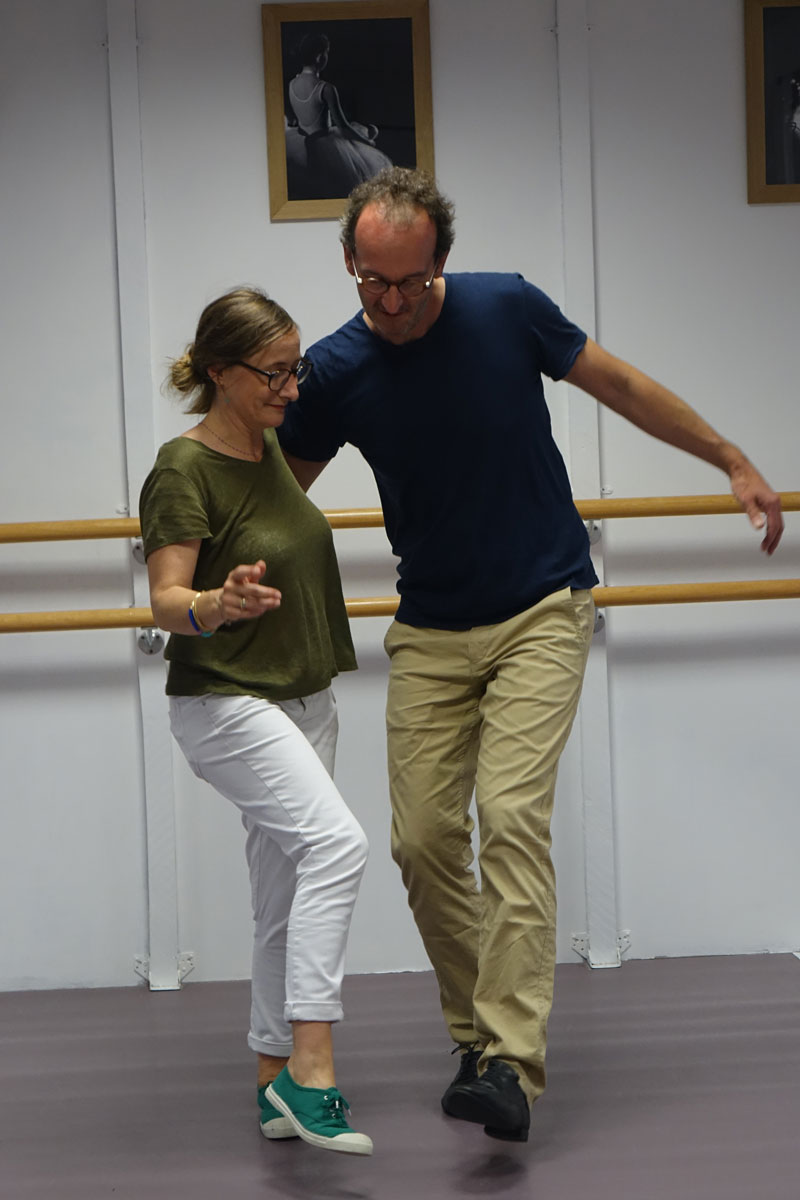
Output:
[233, 357, 313, 391]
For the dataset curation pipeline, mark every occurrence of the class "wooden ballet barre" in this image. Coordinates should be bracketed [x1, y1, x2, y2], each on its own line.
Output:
[575, 492, 800, 520]
[0, 514, 385, 542]
[0, 518, 141, 543]
[2, 578, 799, 633]
[347, 579, 800, 616]
[1, 493, 799, 543]
[0, 608, 157, 633]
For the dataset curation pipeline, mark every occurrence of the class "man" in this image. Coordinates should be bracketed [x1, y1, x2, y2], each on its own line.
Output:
[278, 168, 783, 1143]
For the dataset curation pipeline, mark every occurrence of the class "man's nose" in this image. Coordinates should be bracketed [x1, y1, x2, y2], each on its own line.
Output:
[380, 285, 405, 314]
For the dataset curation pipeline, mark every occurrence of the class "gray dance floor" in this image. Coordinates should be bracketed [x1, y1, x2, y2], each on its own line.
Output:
[2, 954, 798, 1199]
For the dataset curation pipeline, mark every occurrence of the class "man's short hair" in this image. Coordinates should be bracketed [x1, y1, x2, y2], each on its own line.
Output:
[340, 167, 456, 260]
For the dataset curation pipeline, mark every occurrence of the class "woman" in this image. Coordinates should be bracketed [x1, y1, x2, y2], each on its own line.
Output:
[286, 32, 392, 199]
[139, 287, 372, 1156]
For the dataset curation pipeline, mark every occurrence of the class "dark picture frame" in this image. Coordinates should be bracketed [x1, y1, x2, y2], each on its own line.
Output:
[262, 0, 434, 220]
[745, 0, 800, 202]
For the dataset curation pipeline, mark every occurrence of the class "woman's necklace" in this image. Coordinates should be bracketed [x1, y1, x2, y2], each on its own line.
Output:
[202, 422, 262, 461]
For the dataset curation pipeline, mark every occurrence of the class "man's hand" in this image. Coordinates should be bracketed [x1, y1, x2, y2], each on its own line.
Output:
[728, 461, 784, 555]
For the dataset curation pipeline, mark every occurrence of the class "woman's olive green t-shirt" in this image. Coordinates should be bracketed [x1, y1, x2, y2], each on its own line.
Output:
[139, 432, 356, 701]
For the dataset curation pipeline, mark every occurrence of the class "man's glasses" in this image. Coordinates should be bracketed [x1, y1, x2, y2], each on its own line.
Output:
[353, 258, 437, 299]
[233, 356, 313, 392]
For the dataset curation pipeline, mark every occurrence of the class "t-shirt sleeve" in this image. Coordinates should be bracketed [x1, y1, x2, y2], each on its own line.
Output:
[520, 278, 587, 381]
[278, 363, 345, 463]
[139, 466, 211, 558]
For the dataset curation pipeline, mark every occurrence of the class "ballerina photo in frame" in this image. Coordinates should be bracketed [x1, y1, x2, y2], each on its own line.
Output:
[745, 0, 800, 202]
[262, 0, 434, 220]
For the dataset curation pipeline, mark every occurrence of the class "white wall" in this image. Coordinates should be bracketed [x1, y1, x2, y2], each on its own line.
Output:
[0, 0, 797, 991]
[588, 0, 800, 955]
[0, 0, 149, 988]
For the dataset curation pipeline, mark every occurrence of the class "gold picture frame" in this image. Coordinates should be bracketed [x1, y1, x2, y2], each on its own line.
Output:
[262, 0, 434, 220]
[745, 0, 800, 202]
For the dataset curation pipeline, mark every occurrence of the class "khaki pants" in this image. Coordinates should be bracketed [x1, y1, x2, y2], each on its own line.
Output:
[384, 587, 594, 1102]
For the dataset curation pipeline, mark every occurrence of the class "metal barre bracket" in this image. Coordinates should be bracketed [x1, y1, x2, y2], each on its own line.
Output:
[584, 519, 602, 544]
[571, 929, 632, 968]
[137, 627, 164, 655]
[134, 952, 195, 986]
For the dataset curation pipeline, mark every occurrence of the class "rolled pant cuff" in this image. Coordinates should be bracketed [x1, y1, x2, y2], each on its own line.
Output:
[248, 1034, 293, 1056]
[284, 1000, 344, 1022]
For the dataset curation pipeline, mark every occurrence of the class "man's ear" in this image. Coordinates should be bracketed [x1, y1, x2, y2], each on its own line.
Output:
[344, 247, 356, 277]
[435, 252, 449, 277]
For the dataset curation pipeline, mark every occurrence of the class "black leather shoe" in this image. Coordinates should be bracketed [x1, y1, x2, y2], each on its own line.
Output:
[443, 1057, 530, 1142]
[441, 1043, 481, 1115]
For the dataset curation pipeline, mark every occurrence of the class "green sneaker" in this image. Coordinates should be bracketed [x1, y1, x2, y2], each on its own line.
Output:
[258, 1085, 297, 1140]
[267, 1066, 373, 1155]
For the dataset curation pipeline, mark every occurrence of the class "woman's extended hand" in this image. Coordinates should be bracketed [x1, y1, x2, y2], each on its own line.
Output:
[220, 561, 282, 621]
[145, 545, 281, 634]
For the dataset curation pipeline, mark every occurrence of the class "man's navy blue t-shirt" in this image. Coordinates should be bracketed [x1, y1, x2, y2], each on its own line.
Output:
[279, 272, 598, 629]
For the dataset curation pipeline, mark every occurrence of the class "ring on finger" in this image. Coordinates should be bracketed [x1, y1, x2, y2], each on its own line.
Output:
[241, 595, 247, 611]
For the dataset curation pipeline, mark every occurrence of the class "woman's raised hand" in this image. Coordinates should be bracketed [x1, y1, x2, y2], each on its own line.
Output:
[220, 561, 282, 621]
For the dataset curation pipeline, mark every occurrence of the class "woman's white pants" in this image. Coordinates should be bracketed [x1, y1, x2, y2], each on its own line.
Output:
[169, 689, 368, 1056]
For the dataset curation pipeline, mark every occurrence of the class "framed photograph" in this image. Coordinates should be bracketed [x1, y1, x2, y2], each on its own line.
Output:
[262, 0, 434, 220]
[745, 0, 800, 202]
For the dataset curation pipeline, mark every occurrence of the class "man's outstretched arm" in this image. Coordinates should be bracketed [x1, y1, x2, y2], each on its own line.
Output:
[565, 338, 784, 554]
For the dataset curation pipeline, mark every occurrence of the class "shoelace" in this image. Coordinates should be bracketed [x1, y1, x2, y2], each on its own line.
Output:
[451, 1040, 479, 1057]
[322, 1088, 352, 1127]
[450, 1041, 481, 1084]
